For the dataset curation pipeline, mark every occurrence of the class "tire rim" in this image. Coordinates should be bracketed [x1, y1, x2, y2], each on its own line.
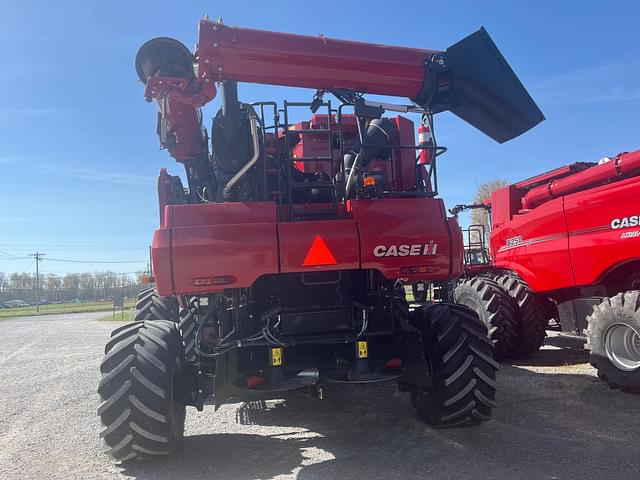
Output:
[604, 323, 640, 371]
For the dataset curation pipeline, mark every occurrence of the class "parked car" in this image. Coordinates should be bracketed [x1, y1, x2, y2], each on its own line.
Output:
[3, 300, 29, 308]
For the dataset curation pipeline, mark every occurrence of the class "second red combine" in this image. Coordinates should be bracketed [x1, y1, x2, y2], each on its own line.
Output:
[454, 149, 640, 394]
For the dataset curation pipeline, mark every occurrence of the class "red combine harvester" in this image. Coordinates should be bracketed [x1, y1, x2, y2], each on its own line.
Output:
[454, 151, 640, 390]
[97, 18, 543, 461]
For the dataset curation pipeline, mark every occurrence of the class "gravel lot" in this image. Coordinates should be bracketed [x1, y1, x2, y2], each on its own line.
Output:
[0, 312, 638, 480]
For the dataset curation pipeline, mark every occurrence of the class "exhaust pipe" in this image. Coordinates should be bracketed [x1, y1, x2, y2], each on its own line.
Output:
[222, 106, 261, 199]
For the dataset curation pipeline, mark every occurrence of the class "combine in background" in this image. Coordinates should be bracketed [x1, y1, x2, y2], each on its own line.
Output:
[454, 150, 640, 393]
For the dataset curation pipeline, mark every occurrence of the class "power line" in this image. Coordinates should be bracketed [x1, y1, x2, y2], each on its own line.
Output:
[39, 270, 144, 276]
[0, 250, 31, 260]
[44, 258, 147, 264]
[0, 243, 148, 249]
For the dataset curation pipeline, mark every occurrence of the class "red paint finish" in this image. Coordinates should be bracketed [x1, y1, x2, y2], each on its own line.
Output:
[564, 175, 640, 286]
[522, 150, 640, 210]
[491, 197, 574, 293]
[278, 220, 359, 273]
[152, 197, 462, 295]
[514, 163, 593, 190]
[160, 203, 279, 295]
[484, 149, 640, 296]
[166, 202, 277, 227]
[143, 77, 214, 163]
[352, 198, 455, 280]
[393, 116, 418, 191]
[197, 20, 438, 98]
[151, 229, 173, 297]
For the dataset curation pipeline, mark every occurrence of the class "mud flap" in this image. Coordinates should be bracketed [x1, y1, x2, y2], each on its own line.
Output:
[213, 350, 236, 410]
[398, 312, 432, 388]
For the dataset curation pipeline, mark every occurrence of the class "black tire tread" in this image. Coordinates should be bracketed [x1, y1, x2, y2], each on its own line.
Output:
[454, 277, 519, 360]
[495, 274, 549, 356]
[178, 299, 199, 362]
[135, 289, 179, 323]
[134, 288, 198, 363]
[98, 320, 186, 462]
[411, 303, 498, 427]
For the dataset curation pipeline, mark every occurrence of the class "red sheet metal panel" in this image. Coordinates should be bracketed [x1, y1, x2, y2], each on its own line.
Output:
[352, 198, 454, 280]
[278, 220, 359, 273]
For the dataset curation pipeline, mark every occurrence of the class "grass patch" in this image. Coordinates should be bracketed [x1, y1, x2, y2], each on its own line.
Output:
[0, 300, 136, 319]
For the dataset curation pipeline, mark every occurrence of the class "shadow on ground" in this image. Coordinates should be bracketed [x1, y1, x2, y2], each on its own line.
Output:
[510, 334, 589, 367]
[121, 335, 640, 480]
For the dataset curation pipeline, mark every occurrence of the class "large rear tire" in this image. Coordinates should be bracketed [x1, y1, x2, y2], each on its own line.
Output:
[135, 287, 198, 363]
[134, 287, 179, 322]
[454, 277, 518, 360]
[98, 320, 187, 462]
[495, 275, 549, 356]
[587, 291, 640, 393]
[411, 303, 498, 427]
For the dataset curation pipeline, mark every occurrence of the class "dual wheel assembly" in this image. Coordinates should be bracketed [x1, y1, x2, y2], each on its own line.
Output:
[456, 276, 640, 392]
[97, 288, 498, 462]
[454, 275, 548, 360]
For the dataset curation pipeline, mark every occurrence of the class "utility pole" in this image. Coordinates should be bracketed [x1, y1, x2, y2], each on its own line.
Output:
[29, 252, 45, 312]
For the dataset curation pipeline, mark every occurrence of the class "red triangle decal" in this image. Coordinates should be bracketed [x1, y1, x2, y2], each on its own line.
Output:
[303, 235, 337, 266]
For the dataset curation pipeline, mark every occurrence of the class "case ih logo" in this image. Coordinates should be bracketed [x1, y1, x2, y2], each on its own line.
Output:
[611, 216, 640, 229]
[373, 242, 438, 257]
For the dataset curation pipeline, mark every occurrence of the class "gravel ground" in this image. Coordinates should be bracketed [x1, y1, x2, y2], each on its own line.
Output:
[0, 312, 639, 480]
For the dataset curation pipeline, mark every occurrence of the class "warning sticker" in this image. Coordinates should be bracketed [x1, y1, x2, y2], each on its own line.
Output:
[271, 347, 283, 366]
[357, 341, 368, 359]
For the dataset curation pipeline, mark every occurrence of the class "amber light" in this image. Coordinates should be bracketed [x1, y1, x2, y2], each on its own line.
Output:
[193, 277, 213, 286]
[363, 176, 376, 186]
[400, 266, 430, 274]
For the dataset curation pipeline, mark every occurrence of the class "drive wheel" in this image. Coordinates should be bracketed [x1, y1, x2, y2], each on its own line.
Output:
[587, 291, 640, 393]
[495, 275, 549, 356]
[454, 277, 518, 360]
[134, 287, 179, 322]
[411, 303, 498, 427]
[98, 320, 187, 462]
[135, 287, 198, 363]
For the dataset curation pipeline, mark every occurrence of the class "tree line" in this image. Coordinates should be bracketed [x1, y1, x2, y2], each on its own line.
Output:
[0, 271, 146, 304]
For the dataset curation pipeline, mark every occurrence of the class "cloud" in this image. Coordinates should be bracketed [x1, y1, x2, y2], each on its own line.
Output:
[35, 165, 154, 186]
[532, 62, 640, 106]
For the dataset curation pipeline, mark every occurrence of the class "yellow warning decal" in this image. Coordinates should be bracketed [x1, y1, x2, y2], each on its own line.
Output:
[357, 341, 368, 359]
[270, 347, 283, 366]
